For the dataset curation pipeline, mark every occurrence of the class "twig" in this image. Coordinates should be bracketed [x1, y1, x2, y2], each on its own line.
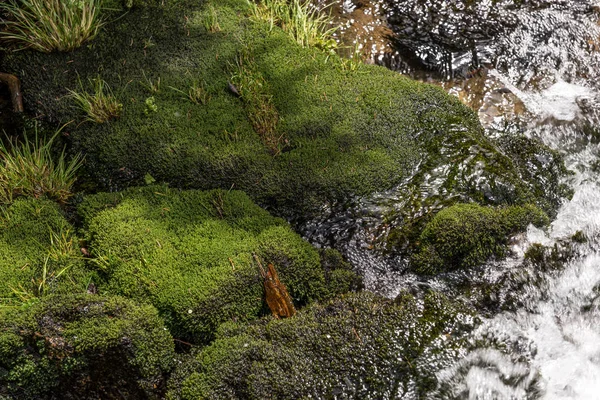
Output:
[0, 73, 23, 112]
[173, 338, 193, 346]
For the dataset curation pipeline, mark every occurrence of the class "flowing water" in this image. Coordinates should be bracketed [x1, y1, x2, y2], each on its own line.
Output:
[305, 1, 600, 398]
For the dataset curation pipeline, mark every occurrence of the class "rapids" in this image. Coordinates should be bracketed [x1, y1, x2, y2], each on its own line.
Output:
[304, 1, 600, 397]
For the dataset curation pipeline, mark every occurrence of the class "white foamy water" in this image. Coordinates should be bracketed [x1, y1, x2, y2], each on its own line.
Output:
[439, 84, 600, 400]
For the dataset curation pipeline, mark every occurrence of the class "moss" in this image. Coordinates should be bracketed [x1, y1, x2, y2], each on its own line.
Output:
[412, 203, 549, 274]
[79, 185, 340, 343]
[0, 294, 174, 399]
[0, 0, 561, 221]
[0, 198, 92, 305]
[319, 248, 363, 296]
[166, 291, 477, 399]
[523, 238, 579, 273]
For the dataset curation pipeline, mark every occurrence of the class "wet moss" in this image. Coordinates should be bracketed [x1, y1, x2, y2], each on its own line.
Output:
[412, 203, 549, 274]
[166, 291, 476, 400]
[0, 198, 92, 306]
[79, 185, 345, 343]
[0, 0, 528, 221]
[319, 248, 363, 296]
[0, 294, 174, 399]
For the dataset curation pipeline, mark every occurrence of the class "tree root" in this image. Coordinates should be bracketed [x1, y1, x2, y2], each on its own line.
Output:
[0, 72, 23, 113]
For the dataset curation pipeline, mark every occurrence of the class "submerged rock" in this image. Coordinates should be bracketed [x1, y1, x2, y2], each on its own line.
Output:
[410, 203, 549, 274]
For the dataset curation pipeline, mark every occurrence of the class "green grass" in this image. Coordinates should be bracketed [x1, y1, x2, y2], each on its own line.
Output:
[249, 0, 337, 50]
[0, 129, 83, 205]
[0, 0, 104, 52]
[202, 4, 222, 33]
[68, 76, 123, 123]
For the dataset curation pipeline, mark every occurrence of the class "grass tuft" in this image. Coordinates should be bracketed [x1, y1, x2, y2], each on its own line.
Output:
[68, 76, 123, 123]
[249, 0, 337, 50]
[203, 4, 221, 33]
[0, 128, 83, 205]
[231, 53, 283, 155]
[0, 0, 104, 53]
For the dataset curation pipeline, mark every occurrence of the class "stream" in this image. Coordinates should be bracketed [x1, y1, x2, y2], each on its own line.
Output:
[304, 0, 600, 398]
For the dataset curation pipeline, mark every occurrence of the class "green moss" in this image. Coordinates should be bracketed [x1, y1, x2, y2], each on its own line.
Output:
[79, 185, 340, 343]
[0, 294, 174, 399]
[319, 248, 363, 296]
[0, 198, 92, 305]
[0, 0, 560, 220]
[412, 203, 549, 274]
[166, 291, 477, 399]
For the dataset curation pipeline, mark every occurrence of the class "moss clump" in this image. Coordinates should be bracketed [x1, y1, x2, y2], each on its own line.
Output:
[412, 203, 549, 274]
[166, 291, 476, 399]
[0, 294, 174, 399]
[0, 0, 556, 220]
[0, 198, 92, 306]
[319, 248, 363, 296]
[79, 185, 347, 343]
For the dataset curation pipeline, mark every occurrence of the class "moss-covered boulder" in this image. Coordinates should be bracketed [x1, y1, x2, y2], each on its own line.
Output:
[0, 294, 174, 399]
[166, 291, 477, 399]
[0, 198, 91, 306]
[79, 185, 353, 342]
[0, 0, 559, 220]
[411, 203, 549, 274]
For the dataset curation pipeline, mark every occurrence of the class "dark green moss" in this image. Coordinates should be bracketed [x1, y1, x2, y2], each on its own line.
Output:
[0, 0, 559, 221]
[523, 238, 579, 273]
[319, 248, 363, 295]
[0, 294, 174, 399]
[165, 291, 476, 399]
[79, 185, 336, 343]
[0, 198, 92, 305]
[412, 203, 549, 274]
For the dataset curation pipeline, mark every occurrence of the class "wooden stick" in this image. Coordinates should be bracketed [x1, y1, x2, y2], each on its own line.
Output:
[0, 73, 23, 113]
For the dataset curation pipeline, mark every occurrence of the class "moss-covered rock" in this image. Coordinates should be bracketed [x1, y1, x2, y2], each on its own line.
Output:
[0, 198, 92, 306]
[79, 185, 351, 342]
[0, 0, 558, 220]
[412, 203, 549, 274]
[165, 291, 477, 399]
[0, 294, 174, 399]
